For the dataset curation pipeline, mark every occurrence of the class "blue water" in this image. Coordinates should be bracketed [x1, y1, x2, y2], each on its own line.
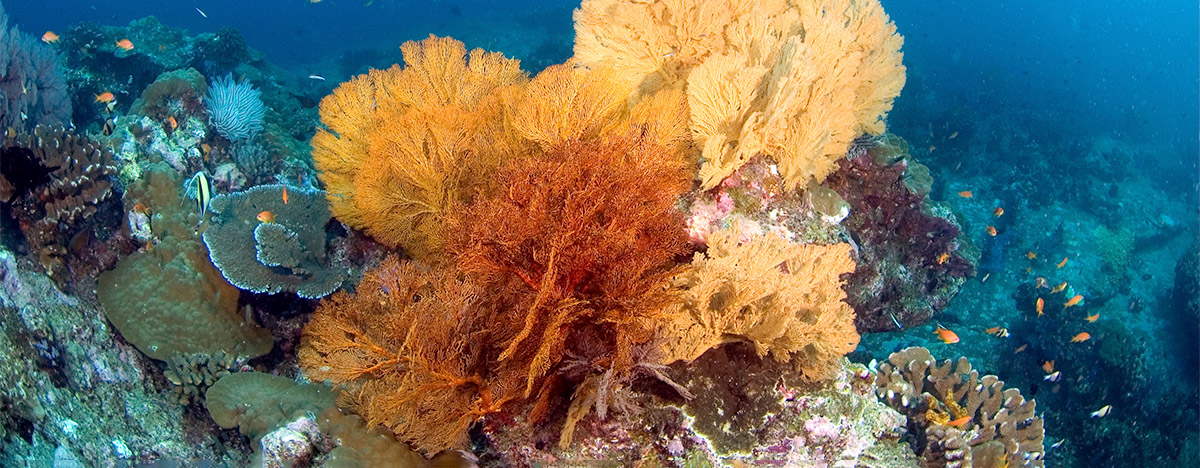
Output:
[2, 0, 1197, 466]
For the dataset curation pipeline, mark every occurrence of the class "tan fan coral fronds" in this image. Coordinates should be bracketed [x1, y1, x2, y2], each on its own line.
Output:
[573, 0, 905, 190]
[655, 230, 859, 381]
[509, 64, 632, 151]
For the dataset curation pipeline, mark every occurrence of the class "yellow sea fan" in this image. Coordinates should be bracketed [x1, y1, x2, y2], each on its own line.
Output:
[653, 229, 859, 381]
[509, 64, 633, 150]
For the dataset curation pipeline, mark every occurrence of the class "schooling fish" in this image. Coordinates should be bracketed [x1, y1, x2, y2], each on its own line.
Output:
[937, 252, 950, 264]
[993, 207, 1004, 217]
[1071, 332, 1091, 343]
[282, 186, 289, 204]
[1057, 256, 1069, 268]
[257, 211, 276, 223]
[1086, 313, 1099, 323]
[986, 226, 997, 236]
[933, 324, 960, 344]
[947, 416, 971, 427]
[115, 39, 134, 51]
[1052, 282, 1068, 294]
[1042, 360, 1055, 373]
[1026, 251, 1038, 260]
[958, 190, 973, 198]
[1036, 298, 1045, 316]
[41, 31, 60, 43]
[94, 92, 115, 103]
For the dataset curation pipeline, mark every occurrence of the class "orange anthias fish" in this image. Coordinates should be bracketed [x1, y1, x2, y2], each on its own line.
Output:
[1014, 344, 1029, 354]
[282, 186, 289, 204]
[115, 39, 134, 51]
[1086, 313, 1099, 323]
[993, 207, 1004, 217]
[1064, 295, 1084, 308]
[166, 116, 178, 131]
[1071, 332, 1091, 343]
[257, 211, 276, 223]
[1036, 297, 1045, 316]
[1042, 360, 1055, 373]
[41, 31, 60, 43]
[1057, 257, 1069, 268]
[1035, 277, 1049, 289]
[986, 226, 997, 236]
[934, 324, 960, 344]
[958, 190, 973, 198]
[1026, 251, 1038, 260]
[948, 416, 971, 427]
[937, 252, 950, 264]
[986, 326, 1003, 335]
[949, 131, 959, 139]
[1052, 282, 1068, 294]
[94, 92, 115, 103]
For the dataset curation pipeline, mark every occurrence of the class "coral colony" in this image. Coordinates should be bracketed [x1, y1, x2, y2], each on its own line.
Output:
[0, 0, 1196, 467]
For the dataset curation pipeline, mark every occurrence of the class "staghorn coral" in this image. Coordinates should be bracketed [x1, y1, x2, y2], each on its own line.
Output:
[573, 0, 905, 190]
[0, 2, 71, 141]
[875, 347, 1045, 468]
[202, 184, 347, 299]
[299, 257, 519, 455]
[654, 229, 859, 381]
[0, 125, 124, 284]
[312, 35, 526, 258]
[446, 132, 692, 399]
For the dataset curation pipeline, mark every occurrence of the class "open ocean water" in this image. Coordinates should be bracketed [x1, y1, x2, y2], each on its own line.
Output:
[0, 0, 1196, 466]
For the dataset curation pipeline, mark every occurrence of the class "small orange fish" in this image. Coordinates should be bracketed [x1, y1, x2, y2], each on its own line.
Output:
[132, 203, 149, 214]
[1042, 360, 1055, 373]
[1025, 265, 1032, 274]
[41, 31, 59, 43]
[948, 416, 971, 427]
[1026, 251, 1037, 260]
[256, 211, 276, 223]
[986, 326, 1003, 335]
[986, 226, 997, 236]
[958, 190, 973, 198]
[1052, 282, 1068, 294]
[166, 116, 177, 131]
[1071, 332, 1091, 343]
[282, 186, 289, 204]
[1064, 295, 1083, 308]
[1014, 344, 1028, 354]
[94, 92, 115, 103]
[201, 143, 212, 155]
[1036, 297, 1045, 316]
[1086, 313, 1099, 323]
[937, 252, 950, 264]
[115, 39, 134, 51]
[949, 131, 959, 139]
[1035, 277, 1049, 289]
[934, 324, 960, 344]
[1057, 257, 1069, 269]
[993, 207, 1004, 217]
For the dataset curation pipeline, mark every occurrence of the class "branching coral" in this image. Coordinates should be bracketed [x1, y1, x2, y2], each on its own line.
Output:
[312, 35, 526, 259]
[875, 347, 1045, 468]
[446, 131, 692, 398]
[299, 257, 520, 455]
[654, 229, 859, 381]
[573, 0, 905, 190]
[0, 125, 123, 283]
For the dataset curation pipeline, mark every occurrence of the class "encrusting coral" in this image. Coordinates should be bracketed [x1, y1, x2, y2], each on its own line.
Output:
[875, 347, 1045, 468]
[572, 0, 906, 190]
[654, 229, 859, 381]
[311, 35, 526, 259]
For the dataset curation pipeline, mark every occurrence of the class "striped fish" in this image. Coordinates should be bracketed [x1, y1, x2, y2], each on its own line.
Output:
[186, 171, 213, 218]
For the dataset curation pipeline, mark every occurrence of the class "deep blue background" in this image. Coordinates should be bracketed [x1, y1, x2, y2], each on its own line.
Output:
[6, 0, 1198, 173]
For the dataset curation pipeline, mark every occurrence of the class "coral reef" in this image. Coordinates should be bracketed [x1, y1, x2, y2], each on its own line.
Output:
[130, 67, 208, 122]
[96, 164, 273, 363]
[0, 125, 129, 287]
[823, 147, 977, 332]
[206, 73, 266, 142]
[655, 229, 859, 382]
[202, 184, 347, 299]
[573, 0, 906, 189]
[0, 3, 71, 140]
[875, 347, 1045, 468]
[311, 35, 526, 258]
